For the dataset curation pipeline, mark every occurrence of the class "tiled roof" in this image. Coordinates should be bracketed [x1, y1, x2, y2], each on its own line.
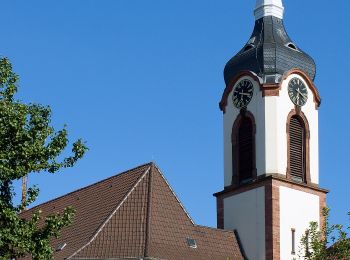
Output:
[20, 163, 243, 260]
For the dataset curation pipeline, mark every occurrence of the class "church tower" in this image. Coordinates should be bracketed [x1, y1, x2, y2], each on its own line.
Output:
[214, 1, 328, 259]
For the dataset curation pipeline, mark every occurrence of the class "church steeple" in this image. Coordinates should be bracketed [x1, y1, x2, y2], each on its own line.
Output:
[215, 1, 328, 259]
[223, 0, 316, 86]
[254, 0, 284, 20]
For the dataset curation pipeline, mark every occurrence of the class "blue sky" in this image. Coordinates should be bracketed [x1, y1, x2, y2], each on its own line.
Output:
[1, 0, 350, 229]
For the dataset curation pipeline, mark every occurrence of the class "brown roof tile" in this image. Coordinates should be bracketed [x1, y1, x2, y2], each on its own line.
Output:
[146, 165, 243, 260]
[20, 163, 243, 260]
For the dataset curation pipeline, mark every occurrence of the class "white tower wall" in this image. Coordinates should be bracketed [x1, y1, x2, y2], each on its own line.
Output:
[279, 186, 320, 259]
[223, 187, 266, 260]
[223, 73, 319, 187]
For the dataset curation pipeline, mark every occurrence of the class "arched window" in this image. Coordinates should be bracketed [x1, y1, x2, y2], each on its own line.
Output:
[232, 112, 256, 187]
[238, 117, 254, 183]
[288, 115, 306, 183]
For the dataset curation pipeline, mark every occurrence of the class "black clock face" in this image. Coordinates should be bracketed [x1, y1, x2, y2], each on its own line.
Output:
[232, 79, 254, 108]
[288, 77, 308, 106]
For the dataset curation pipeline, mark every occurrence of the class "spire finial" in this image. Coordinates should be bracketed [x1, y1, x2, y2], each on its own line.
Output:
[254, 0, 284, 20]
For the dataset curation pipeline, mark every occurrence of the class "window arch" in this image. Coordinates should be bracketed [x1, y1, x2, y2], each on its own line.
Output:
[287, 110, 310, 183]
[232, 111, 256, 187]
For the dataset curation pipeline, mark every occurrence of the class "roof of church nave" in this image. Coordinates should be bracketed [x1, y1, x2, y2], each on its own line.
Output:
[19, 163, 244, 260]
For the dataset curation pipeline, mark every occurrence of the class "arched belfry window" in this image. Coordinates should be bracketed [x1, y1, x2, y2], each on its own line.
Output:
[289, 116, 305, 182]
[287, 111, 310, 184]
[238, 117, 253, 182]
[232, 112, 256, 187]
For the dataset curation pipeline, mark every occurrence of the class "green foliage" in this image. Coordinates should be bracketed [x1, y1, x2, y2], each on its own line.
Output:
[0, 57, 88, 259]
[299, 207, 350, 259]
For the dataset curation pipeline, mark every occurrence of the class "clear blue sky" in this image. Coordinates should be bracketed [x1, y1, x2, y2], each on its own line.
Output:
[1, 0, 349, 229]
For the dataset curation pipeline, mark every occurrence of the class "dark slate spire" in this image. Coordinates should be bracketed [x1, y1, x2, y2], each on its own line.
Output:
[224, 1, 316, 85]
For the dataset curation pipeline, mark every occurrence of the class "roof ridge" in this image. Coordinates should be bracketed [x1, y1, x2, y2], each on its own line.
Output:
[153, 164, 195, 225]
[144, 164, 154, 257]
[24, 162, 153, 213]
[67, 166, 152, 259]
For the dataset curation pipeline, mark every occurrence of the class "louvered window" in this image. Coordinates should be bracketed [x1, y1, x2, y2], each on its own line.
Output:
[238, 117, 253, 183]
[289, 116, 305, 182]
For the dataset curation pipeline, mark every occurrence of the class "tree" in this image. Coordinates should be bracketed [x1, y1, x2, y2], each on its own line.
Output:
[299, 207, 350, 259]
[0, 57, 88, 259]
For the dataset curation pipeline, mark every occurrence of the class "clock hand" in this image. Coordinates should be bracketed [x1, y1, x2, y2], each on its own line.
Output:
[234, 90, 244, 96]
[297, 89, 307, 99]
[235, 90, 250, 96]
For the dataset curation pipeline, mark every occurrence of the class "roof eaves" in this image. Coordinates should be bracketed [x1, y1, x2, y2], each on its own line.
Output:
[66, 166, 152, 260]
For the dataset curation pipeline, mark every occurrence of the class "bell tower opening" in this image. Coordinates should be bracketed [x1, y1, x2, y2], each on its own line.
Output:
[286, 110, 311, 184]
[238, 116, 253, 183]
[289, 115, 306, 183]
[232, 111, 256, 187]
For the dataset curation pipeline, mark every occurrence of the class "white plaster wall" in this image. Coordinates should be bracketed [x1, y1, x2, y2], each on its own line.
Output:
[279, 186, 320, 259]
[223, 75, 265, 187]
[224, 187, 265, 260]
[264, 96, 280, 174]
[223, 73, 319, 186]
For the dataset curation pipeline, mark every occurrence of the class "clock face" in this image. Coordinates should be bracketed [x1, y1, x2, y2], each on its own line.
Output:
[232, 79, 254, 108]
[288, 77, 308, 106]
